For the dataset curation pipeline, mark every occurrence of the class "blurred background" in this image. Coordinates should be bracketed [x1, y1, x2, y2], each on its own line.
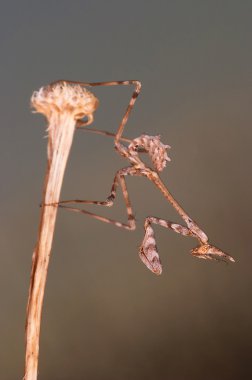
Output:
[0, 1, 251, 379]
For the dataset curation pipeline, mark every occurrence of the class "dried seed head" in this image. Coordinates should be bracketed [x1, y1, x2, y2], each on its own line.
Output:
[31, 82, 99, 122]
[128, 134, 171, 172]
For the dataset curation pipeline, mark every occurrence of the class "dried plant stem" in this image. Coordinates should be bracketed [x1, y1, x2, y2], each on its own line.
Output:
[24, 83, 98, 380]
[25, 115, 75, 380]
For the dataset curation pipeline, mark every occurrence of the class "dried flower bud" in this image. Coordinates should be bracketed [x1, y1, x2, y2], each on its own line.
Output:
[31, 82, 99, 161]
[31, 82, 99, 122]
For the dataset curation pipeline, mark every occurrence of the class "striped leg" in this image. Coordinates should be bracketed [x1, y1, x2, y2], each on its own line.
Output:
[52, 167, 136, 231]
[51, 79, 141, 147]
[139, 217, 193, 275]
[139, 216, 234, 275]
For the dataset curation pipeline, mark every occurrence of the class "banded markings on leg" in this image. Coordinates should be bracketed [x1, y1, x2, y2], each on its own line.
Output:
[139, 216, 193, 275]
[56, 167, 136, 231]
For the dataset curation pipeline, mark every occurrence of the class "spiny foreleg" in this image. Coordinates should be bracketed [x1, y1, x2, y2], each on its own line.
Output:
[139, 215, 234, 275]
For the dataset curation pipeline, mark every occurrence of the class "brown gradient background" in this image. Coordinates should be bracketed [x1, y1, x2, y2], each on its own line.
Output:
[0, 1, 251, 379]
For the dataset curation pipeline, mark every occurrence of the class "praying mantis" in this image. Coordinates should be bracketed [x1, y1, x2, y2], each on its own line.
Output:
[46, 79, 235, 275]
